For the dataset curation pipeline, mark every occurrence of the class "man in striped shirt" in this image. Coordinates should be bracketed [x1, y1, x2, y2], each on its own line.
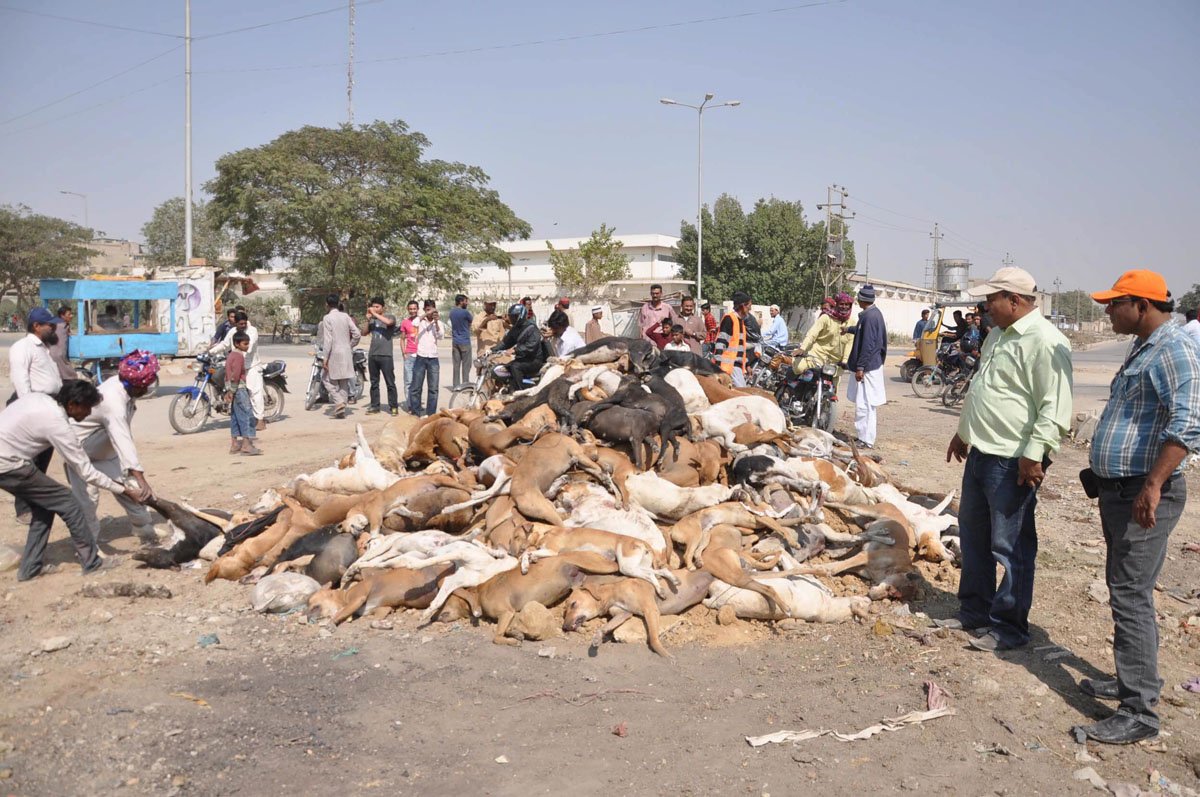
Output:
[1072, 270, 1200, 746]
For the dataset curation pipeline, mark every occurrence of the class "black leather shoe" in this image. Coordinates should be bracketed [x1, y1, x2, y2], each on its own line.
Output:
[1071, 713, 1158, 745]
[1080, 678, 1120, 700]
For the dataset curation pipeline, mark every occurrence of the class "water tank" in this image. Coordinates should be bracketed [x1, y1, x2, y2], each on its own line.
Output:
[935, 259, 971, 294]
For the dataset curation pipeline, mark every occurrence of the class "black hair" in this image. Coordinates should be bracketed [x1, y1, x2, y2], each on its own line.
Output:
[235, 305, 246, 312]
[407, 299, 418, 308]
[1148, 298, 1175, 314]
[57, 305, 71, 318]
[650, 284, 663, 292]
[57, 379, 102, 409]
[454, 294, 467, 304]
[520, 296, 532, 303]
[547, 309, 569, 329]
[423, 299, 436, 309]
[921, 309, 930, 317]
[369, 296, 385, 307]
[671, 324, 684, 334]
[226, 308, 237, 317]
[232, 331, 251, 346]
[1186, 308, 1198, 323]
[731, 290, 751, 307]
[234, 311, 248, 323]
[326, 294, 339, 308]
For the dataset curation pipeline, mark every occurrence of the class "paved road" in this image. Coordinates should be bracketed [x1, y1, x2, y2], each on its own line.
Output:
[1070, 336, 1129, 414]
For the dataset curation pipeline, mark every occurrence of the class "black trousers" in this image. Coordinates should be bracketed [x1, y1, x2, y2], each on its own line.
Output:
[507, 358, 543, 389]
[368, 354, 398, 410]
[0, 463, 100, 580]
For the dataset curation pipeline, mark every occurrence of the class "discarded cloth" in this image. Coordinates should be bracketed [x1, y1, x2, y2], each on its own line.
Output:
[745, 707, 955, 747]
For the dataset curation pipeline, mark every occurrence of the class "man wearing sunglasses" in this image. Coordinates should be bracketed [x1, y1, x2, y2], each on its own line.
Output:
[1071, 270, 1199, 746]
[945, 267, 1073, 655]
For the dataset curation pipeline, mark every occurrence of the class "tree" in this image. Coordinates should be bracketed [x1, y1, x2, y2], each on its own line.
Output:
[0, 204, 93, 310]
[1056, 289, 1105, 322]
[140, 197, 234, 271]
[676, 193, 852, 307]
[1178, 283, 1200, 314]
[206, 119, 531, 303]
[546, 224, 632, 301]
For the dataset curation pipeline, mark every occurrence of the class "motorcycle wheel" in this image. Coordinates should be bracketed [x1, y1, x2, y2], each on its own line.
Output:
[168, 392, 211, 435]
[911, 366, 946, 399]
[899, 358, 919, 381]
[448, 387, 479, 410]
[941, 376, 970, 408]
[263, 382, 285, 420]
[304, 378, 321, 411]
[816, 396, 839, 432]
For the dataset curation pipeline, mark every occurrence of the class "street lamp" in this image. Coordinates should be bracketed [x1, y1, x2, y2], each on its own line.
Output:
[660, 94, 740, 303]
[59, 190, 90, 234]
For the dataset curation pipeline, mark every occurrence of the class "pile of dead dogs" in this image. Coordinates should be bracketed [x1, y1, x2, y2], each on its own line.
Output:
[136, 337, 961, 657]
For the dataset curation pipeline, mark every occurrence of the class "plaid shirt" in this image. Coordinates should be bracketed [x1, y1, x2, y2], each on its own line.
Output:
[1090, 322, 1200, 478]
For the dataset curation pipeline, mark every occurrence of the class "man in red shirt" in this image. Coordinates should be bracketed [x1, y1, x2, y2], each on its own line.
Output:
[701, 301, 719, 357]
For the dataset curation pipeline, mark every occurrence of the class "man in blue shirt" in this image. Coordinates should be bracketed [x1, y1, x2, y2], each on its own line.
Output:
[1073, 270, 1200, 746]
[448, 294, 474, 387]
[845, 285, 887, 447]
[912, 309, 931, 348]
[762, 305, 789, 349]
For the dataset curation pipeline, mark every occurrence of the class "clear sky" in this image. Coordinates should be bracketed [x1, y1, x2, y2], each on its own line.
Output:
[1, 0, 1197, 294]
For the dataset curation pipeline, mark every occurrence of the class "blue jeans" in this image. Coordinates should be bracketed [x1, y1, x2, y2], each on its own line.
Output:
[956, 449, 1040, 646]
[230, 387, 256, 438]
[402, 353, 415, 410]
[408, 355, 439, 416]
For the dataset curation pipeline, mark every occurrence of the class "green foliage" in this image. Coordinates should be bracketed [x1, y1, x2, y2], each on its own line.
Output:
[0, 204, 93, 309]
[140, 197, 233, 271]
[1057, 289, 1106, 322]
[206, 119, 530, 303]
[1177, 283, 1200, 314]
[241, 295, 290, 330]
[676, 194, 855, 307]
[547, 224, 632, 301]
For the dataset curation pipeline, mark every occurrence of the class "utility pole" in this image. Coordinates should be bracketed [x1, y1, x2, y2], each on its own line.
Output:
[816, 185, 853, 295]
[1052, 276, 1063, 324]
[184, 0, 193, 264]
[864, 242, 869, 279]
[929, 223, 943, 290]
[1003, 252, 1014, 267]
[347, 0, 355, 124]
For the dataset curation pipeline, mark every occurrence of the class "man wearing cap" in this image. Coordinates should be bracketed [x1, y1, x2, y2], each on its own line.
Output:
[471, 301, 506, 375]
[7, 307, 65, 524]
[1072, 270, 1199, 745]
[945, 267, 1073, 654]
[714, 291, 753, 387]
[844, 285, 888, 448]
[555, 297, 571, 314]
[584, 306, 606, 344]
[763, 304, 790, 349]
[638, 284, 679, 343]
[68, 352, 161, 543]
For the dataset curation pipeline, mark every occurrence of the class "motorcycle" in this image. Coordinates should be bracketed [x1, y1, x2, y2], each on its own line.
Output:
[909, 340, 966, 399]
[746, 344, 786, 392]
[447, 352, 540, 410]
[775, 361, 840, 432]
[168, 353, 288, 434]
[304, 347, 367, 411]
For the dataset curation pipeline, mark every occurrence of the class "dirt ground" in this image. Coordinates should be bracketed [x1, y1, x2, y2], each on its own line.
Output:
[1, 339, 1198, 796]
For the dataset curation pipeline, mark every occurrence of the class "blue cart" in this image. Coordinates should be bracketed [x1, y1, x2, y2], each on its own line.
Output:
[39, 278, 179, 379]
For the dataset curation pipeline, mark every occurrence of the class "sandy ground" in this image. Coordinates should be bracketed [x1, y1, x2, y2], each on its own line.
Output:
[1, 335, 1198, 796]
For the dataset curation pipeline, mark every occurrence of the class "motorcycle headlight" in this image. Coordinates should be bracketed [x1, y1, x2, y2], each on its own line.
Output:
[821, 364, 838, 377]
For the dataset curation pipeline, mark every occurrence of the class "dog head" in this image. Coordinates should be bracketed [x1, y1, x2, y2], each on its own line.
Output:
[561, 582, 605, 632]
[306, 587, 346, 623]
[434, 593, 473, 623]
[249, 488, 285, 514]
[868, 571, 922, 602]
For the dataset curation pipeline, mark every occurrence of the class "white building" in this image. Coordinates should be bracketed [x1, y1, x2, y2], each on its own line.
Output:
[844, 274, 958, 339]
[467, 233, 689, 304]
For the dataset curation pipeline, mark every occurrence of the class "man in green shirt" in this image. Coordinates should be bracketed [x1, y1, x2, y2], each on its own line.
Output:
[944, 267, 1073, 652]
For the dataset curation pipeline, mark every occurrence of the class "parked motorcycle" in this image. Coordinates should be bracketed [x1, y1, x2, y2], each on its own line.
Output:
[447, 352, 540, 410]
[168, 353, 288, 434]
[775, 361, 840, 432]
[746, 344, 786, 392]
[304, 347, 367, 411]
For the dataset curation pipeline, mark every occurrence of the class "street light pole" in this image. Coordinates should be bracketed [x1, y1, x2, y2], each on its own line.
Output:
[184, 0, 193, 264]
[660, 94, 740, 304]
[59, 190, 89, 232]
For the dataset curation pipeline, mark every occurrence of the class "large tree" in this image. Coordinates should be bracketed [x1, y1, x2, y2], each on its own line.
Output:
[0, 204, 93, 310]
[547, 224, 632, 301]
[140, 197, 233, 271]
[206, 119, 531, 302]
[676, 194, 852, 307]
[1177, 283, 1200, 315]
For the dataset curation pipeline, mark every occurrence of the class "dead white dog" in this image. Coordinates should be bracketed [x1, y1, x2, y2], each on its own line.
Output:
[292, 425, 400, 494]
[704, 575, 870, 622]
[694, 396, 787, 452]
[663, 368, 710, 414]
[555, 481, 669, 557]
[625, 471, 735, 521]
[342, 529, 468, 583]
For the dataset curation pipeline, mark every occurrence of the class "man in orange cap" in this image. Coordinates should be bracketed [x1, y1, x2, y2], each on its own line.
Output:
[1071, 270, 1199, 745]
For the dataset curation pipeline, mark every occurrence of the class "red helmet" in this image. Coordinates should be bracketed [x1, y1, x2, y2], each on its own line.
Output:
[118, 350, 159, 388]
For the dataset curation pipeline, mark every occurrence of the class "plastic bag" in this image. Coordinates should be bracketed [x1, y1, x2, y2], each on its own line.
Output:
[250, 573, 320, 613]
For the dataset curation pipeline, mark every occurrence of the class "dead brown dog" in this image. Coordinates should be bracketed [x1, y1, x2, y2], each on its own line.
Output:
[697, 523, 788, 616]
[658, 437, 729, 487]
[450, 553, 613, 645]
[306, 562, 456, 625]
[793, 518, 921, 601]
[204, 508, 294, 583]
[668, 502, 802, 568]
[401, 417, 470, 467]
[523, 524, 679, 596]
[561, 570, 715, 658]
[508, 432, 611, 525]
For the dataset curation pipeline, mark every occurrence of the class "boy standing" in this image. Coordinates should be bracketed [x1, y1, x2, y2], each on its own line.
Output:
[363, 296, 398, 416]
[399, 300, 420, 411]
[225, 332, 261, 455]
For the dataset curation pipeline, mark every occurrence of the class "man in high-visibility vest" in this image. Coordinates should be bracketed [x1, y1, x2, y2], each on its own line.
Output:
[713, 291, 753, 387]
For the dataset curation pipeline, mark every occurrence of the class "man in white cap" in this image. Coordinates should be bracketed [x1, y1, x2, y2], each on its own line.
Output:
[844, 285, 887, 447]
[944, 266, 1073, 653]
[763, 304, 790, 349]
[584, 306, 606, 345]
